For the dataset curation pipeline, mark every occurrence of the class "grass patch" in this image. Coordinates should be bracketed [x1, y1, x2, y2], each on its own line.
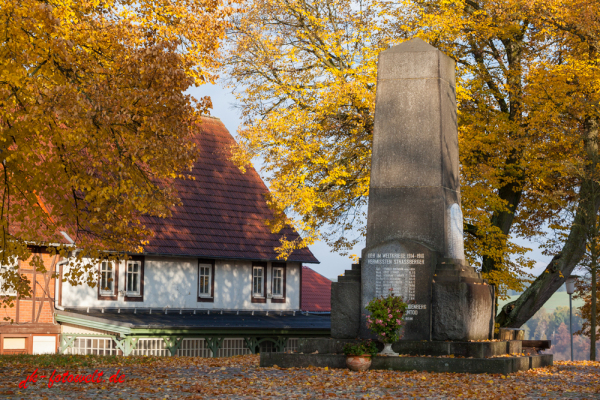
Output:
[0, 354, 163, 368]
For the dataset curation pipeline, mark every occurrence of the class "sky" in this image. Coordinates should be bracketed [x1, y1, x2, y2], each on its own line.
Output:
[189, 83, 554, 283]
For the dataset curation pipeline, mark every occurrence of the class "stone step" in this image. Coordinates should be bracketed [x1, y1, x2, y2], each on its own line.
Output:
[434, 269, 480, 278]
[351, 263, 361, 272]
[261, 352, 553, 374]
[344, 269, 360, 277]
[435, 263, 467, 270]
[435, 264, 482, 277]
[434, 276, 490, 285]
[337, 275, 360, 283]
[439, 257, 463, 264]
[499, 328, 525, 341]
[298, 338, 520, 358]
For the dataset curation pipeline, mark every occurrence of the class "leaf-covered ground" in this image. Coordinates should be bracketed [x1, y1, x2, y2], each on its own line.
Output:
[0, 354, 598, 399]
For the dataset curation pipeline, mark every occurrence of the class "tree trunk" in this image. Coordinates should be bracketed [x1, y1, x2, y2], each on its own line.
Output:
[497, 115, 600, 328]
[495, 190, 591, 328]
[474, 35, 526, 315]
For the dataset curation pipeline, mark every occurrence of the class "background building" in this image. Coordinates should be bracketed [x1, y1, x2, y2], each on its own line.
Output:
[1, 117, 330, 356]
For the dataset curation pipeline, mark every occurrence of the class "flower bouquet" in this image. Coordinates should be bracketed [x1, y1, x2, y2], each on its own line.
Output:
[365, 288, 408, 356]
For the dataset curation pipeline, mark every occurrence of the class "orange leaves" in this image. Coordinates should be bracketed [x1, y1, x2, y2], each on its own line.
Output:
[0, 0, 230, 295]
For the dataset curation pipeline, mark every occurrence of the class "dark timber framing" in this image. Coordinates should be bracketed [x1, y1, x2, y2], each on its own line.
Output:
[8, 248, 59, 324]
[0, 246, 61, 355]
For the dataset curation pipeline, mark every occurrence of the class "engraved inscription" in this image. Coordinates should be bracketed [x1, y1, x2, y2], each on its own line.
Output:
[367, 252, 425, 265]
[374, 265, 416, 301]
[368, 252, 426, 302]
[361, 244, 433, 339]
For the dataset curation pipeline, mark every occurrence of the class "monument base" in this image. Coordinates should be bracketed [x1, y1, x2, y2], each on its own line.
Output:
[260, 338, 553, 374]
[431, 258, 495, 341]
[332, 254, 496, 341]
[260, 352, 553, 375]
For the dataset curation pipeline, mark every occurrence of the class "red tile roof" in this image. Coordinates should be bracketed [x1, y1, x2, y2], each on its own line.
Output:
[141, 117, 318, 263]
[301, 266, 331, 312]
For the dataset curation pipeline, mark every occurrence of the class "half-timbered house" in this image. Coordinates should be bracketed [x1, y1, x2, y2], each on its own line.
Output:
[0, 246, 69, 354]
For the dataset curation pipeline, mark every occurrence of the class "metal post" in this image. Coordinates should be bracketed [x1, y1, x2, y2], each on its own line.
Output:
[569, 292, 573, 362]
[566, 275, 579, 362]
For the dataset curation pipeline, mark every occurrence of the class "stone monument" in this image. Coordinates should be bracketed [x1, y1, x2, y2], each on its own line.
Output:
[333, 38, 495, 341]
[262, 38, 553, 373]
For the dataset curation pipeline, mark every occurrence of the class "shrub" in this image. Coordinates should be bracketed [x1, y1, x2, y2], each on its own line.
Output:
[343, 340, 378, 357]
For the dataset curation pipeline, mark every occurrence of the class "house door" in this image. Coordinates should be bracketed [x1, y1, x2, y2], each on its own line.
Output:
[33, 336, 57, 354]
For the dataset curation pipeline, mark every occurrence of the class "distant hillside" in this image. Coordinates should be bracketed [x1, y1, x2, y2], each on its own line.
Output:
[497, 291, 584, 314]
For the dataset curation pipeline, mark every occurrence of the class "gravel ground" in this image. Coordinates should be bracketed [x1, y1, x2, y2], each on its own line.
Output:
[0, 355, 598, 399]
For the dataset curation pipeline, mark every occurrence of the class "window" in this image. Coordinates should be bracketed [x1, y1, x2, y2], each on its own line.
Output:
[99, 262, 114, 295]
[126, 261, 141, 295]
[253, 267, 264, 296]
[97, 261, 118, 300]
[199, 266, 211, 295]
[3, 337, 27, 354]
[272, 268, 282, 296]
[124, 256, 144, 302]
[197, 260, 215, 302]
[271, 263, 286, 303]
[251, 262, 266, 303]
[0, 262, 18, 296]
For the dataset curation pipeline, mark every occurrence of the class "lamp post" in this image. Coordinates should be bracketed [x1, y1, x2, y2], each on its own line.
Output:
[565, 275, 579, 361]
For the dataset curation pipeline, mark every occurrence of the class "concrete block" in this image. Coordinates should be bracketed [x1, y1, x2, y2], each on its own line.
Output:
[432, 280, 494, 341]
[530, 354, 553, 369]
[499, 328, 525, 341]
[506, 340, 522, 354]
[298, 338, 360, 354]
[260, 352, 346, 369]
[331, 282, 361, 338]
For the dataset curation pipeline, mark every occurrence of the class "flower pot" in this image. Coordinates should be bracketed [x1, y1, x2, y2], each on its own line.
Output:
[378, 342, 399, 356]
[346, 355, 372, 371]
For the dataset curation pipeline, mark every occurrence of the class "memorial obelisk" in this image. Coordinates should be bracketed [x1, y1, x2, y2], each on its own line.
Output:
[261, 37, 552, 374]
[358, 38, 495, 341]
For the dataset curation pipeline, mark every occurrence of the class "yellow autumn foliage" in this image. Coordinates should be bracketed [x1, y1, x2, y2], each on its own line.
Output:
[228, 0, 400, 256]
[0, 0, 232, 297]
[228, 0, 600, 299]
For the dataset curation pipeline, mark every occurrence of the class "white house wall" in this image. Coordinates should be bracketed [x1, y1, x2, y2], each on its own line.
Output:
[61, 257, 301, 310]
[61, 323, 115, 335]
